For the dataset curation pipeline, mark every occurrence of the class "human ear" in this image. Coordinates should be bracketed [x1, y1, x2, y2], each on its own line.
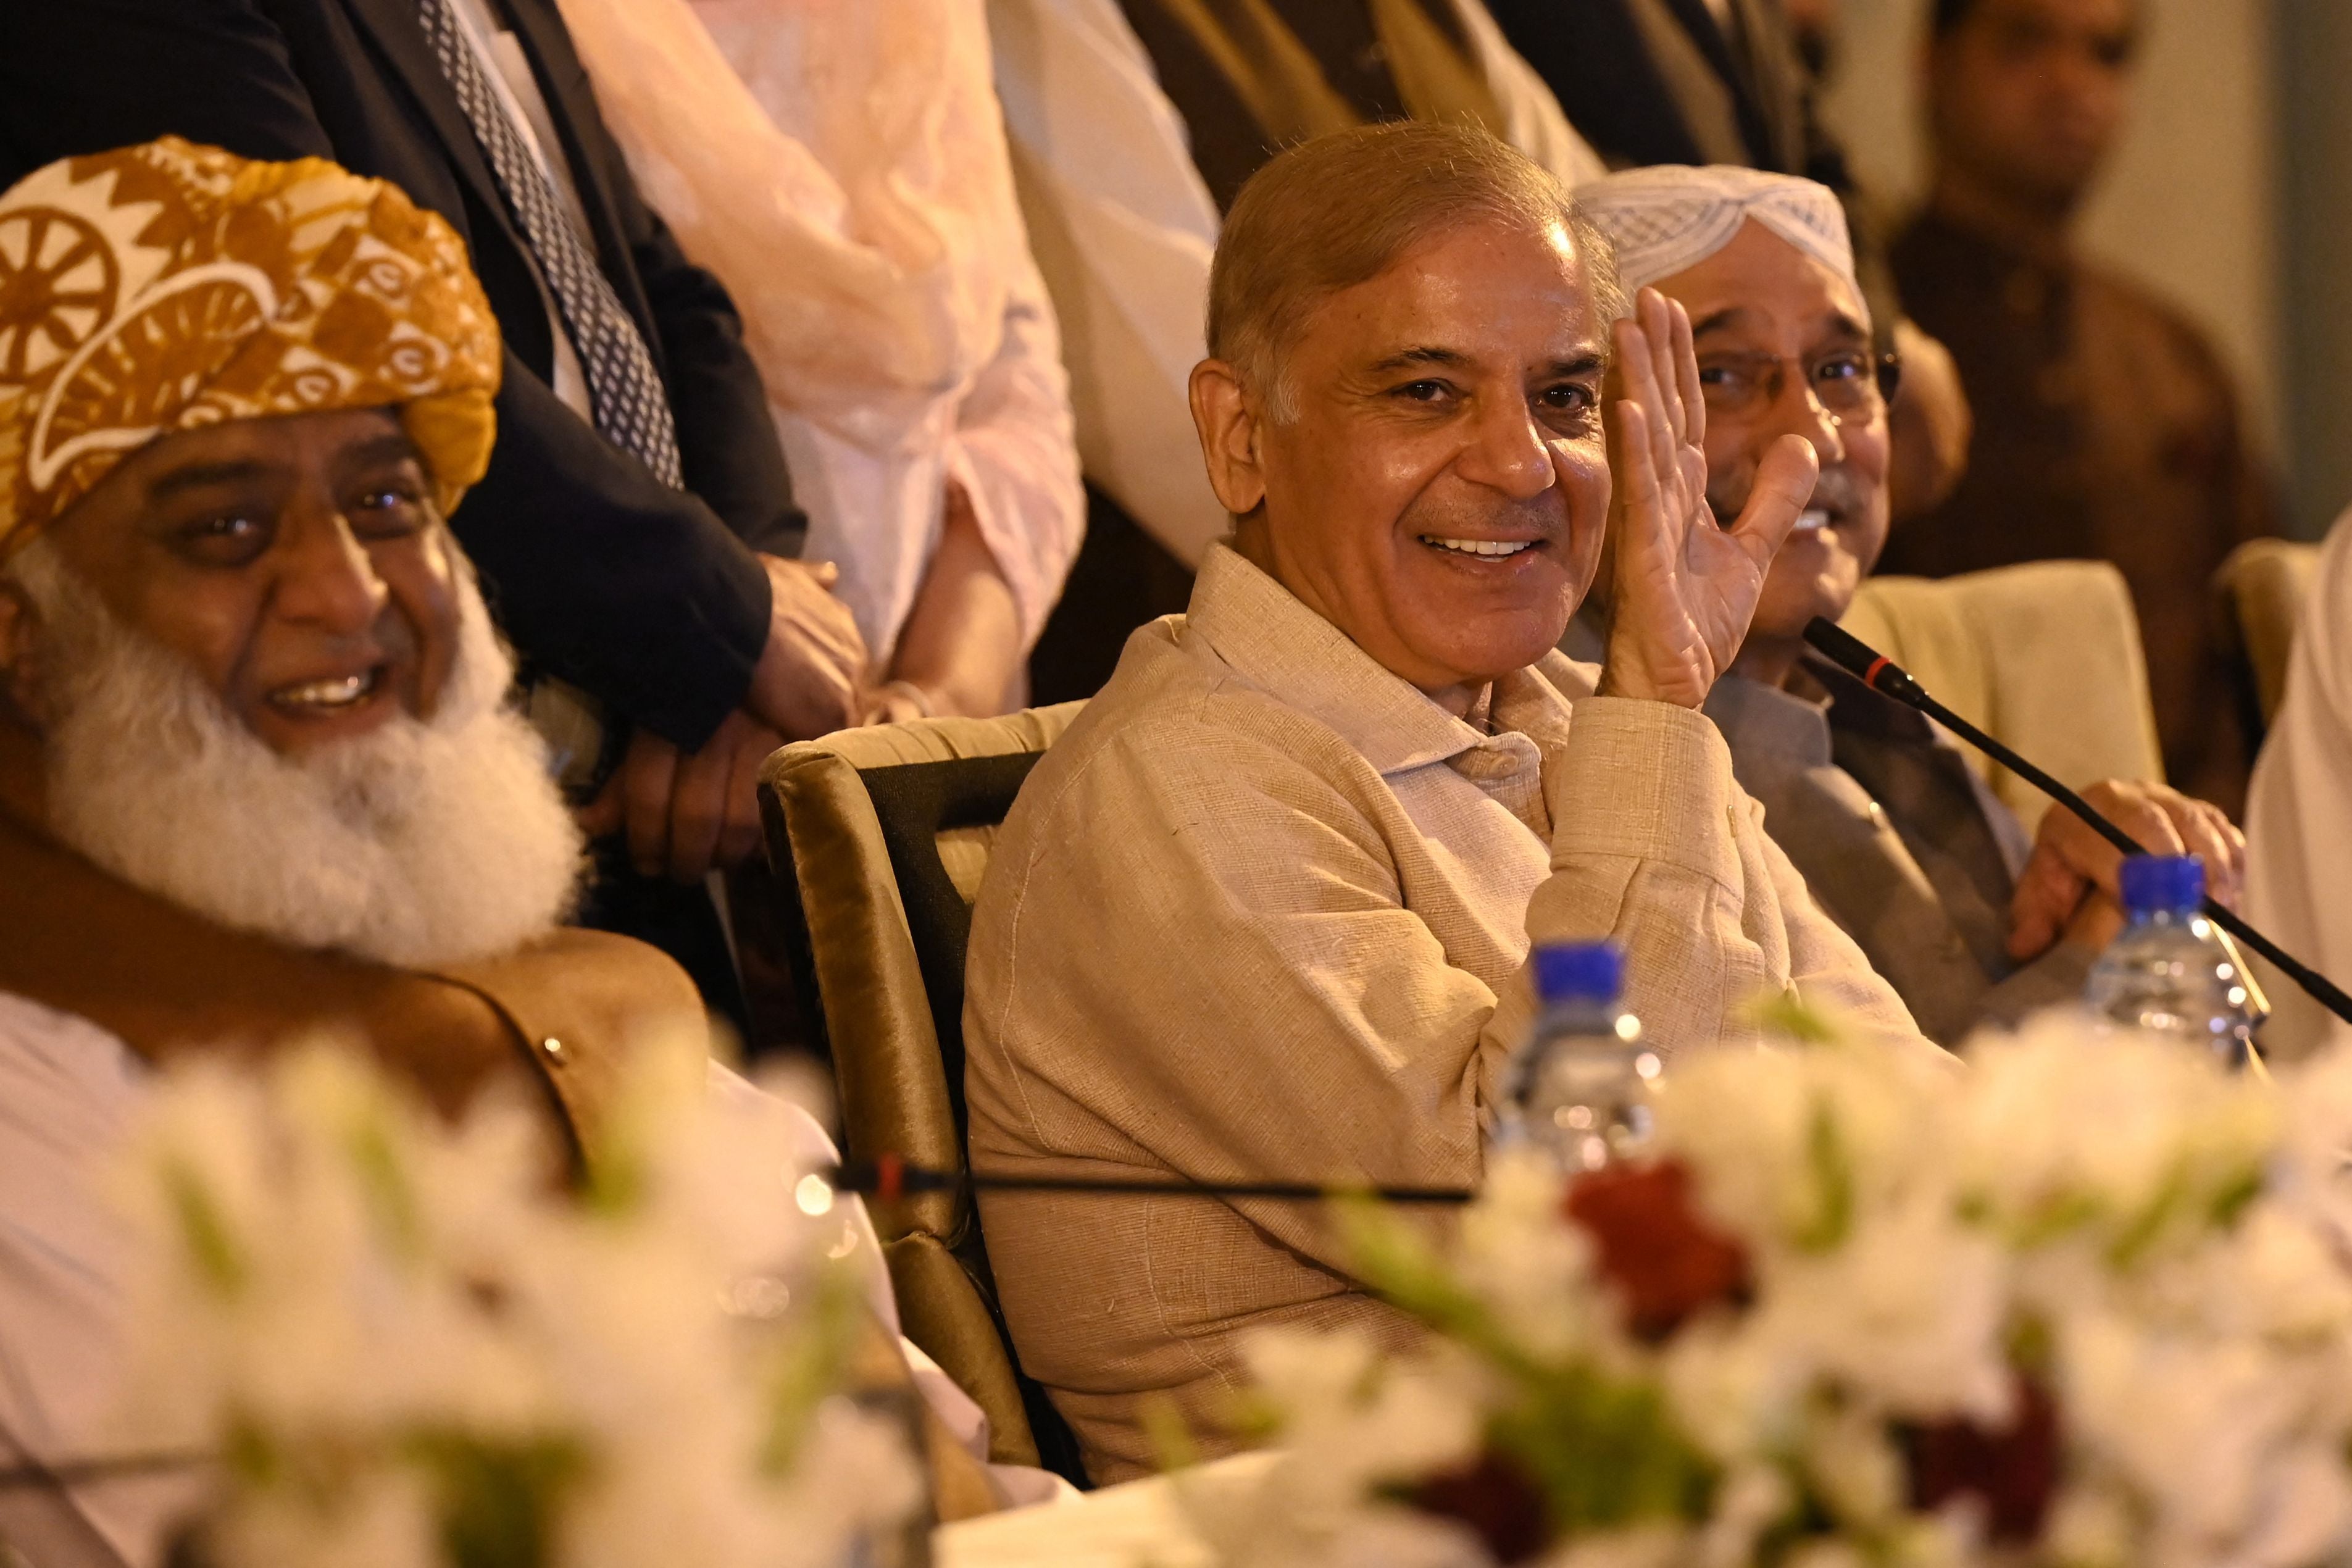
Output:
[1187, 359, 1267, 518]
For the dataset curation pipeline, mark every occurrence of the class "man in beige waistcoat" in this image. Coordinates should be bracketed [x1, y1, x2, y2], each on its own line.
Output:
[962, 121, 1935, 1482]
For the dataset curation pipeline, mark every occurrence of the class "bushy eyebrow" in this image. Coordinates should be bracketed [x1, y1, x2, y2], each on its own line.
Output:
[335, 432, 427, 478]
[1364, 346, 1608, 377]
[1367, 346, 1470, 375]
[1691, 305, 1870, 343]
[146, 460, 274, 503]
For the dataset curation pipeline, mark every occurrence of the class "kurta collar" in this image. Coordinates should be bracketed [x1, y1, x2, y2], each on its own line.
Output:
[1183, 544, 1570, 777]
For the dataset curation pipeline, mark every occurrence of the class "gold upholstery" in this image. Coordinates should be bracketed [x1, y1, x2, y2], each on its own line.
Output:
[2216, 540, 2324, 733]
[1841, 562, 2167, 836]
[756, 704, 1086, 1482]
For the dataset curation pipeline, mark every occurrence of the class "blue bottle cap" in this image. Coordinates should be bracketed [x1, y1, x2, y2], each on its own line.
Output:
[1532, 941, 1624, 1005]
[2119, 854, 2204, 917]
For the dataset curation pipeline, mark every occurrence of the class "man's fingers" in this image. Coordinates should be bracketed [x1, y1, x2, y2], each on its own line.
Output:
[1665, 292, 1705, 453]
[1726, 433, 1817, 566]
[719, 725, 779, 867]
[1637, 290, 1690, 456]
[2008, 848, 2087, 962]
[1606, 398, 1667, 561]
[2162, 796, 2245, 909]
[1613, 315, 1679, 490]
[665, 741, 732, 883]
[622, 734, 678, 879]
[575, 772, 624, 839]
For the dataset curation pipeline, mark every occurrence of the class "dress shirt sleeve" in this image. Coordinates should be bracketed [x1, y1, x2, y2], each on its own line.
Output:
[940, 251, 1087, 653]
[1527, 698, 1931, 1057]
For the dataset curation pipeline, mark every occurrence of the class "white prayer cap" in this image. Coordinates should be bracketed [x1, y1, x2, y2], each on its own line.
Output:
[1575, 164, 1861, 320]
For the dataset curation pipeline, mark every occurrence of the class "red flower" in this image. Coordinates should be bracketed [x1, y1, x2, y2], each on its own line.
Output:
[1562, 1160, 1751, 1341]
[1406, 1449, 1550, 1564]
[1903, 1374, 2061, 1543]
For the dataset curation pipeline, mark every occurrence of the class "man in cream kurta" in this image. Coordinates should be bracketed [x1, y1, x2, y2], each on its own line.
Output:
[962, 123, 1930, 1482]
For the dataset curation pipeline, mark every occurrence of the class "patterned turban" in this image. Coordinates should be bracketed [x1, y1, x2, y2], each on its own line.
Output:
[0, 136, 501, 557]
[1575, 164, 1861, 322]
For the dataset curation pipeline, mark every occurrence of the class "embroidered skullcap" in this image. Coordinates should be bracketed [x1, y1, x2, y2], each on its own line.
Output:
[0, 136, 501, 557]
[1575, 164, 1861, 319]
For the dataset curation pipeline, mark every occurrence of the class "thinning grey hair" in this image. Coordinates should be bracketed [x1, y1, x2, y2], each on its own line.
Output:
[1206, 120, 1625, 423]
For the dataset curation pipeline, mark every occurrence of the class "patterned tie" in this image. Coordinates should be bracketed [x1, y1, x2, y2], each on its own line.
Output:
[414, 0, 685, 489]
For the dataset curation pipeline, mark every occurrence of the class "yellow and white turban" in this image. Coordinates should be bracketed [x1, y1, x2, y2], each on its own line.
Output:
[0, 136, 501, 556]
[1575, 164, 1861, 322]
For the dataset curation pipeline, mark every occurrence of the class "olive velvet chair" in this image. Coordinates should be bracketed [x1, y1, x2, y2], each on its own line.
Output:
[756, 704, 1088, 1486]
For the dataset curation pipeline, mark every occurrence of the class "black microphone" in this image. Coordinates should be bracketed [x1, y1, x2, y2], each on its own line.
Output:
[824, 1156, 1474, 1207]
[1804, 617, 2352, 1027]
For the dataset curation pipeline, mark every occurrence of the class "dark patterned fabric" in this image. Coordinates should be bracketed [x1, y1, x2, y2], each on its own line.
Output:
[414, 0, 682, 488]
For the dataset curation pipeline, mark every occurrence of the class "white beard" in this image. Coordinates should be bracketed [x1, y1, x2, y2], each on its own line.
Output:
[10, 538, 586, 970]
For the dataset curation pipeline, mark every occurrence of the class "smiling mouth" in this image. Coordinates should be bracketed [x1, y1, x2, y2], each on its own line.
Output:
[1794, 508, 1832, 533]
[1420, 535, 1539, 559]
[267, 667, 386, 715]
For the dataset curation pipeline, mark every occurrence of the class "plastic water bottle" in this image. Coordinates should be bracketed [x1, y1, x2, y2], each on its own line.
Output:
[1499, 941, 1661, 1172]
[2084, 855, 2258, 1067]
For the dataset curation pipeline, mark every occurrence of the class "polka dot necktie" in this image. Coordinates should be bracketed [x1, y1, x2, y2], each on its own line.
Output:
[414, 0, 685, 490]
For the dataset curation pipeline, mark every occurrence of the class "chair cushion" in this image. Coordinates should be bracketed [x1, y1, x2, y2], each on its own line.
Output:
[2217, 539, 2322, 729]
[757, 703, 1092, 1486]
[1845, 563, 2165, 835]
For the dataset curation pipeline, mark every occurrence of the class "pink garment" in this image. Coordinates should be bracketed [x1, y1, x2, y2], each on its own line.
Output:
[555, 0, 1084, 665]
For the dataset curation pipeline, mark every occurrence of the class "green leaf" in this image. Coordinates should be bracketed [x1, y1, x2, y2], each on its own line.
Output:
[344, 1114, 424, 1264]
[756, 1266, 864, 1477]
[405, 1431, 586, 1568]
[1487, 1362, 1717, 1532]
[1793, 1100, 1854, 1254]
[164, 1158, 247, 1298]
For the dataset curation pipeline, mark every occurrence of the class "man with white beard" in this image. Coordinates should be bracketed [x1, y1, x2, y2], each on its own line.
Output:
[0, 140, 1048, 1567]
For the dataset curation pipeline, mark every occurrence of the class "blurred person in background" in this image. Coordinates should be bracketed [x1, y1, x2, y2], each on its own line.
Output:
[1477, 0, 1975, 525]
[553, 0, 1085, 729]
[1888, 0, 2275, 814]
[989, 0, 1606, 701]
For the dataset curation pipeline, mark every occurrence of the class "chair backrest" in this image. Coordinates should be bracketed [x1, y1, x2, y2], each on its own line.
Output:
[1841, 561, 2166, 836]
[2216, 539, 2324, 738]
[756, 704, 1088, 1485]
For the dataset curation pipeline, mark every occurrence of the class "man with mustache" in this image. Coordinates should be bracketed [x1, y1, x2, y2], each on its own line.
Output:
[960, 122, 1938, 1483]
[0, 140, 1038, 1566]
[1572, 164, 2244, 1048]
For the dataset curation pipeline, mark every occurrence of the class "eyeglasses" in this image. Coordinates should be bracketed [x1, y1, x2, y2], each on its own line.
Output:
[1693, 347, 1896, 420]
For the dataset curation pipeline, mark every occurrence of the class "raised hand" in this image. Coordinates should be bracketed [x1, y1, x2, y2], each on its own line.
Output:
[1596, 288, 1819, 709]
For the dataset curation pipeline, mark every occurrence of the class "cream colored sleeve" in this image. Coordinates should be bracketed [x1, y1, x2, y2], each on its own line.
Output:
[1517, 698, 1930, 1062]
[970, 697, 1932, 1284]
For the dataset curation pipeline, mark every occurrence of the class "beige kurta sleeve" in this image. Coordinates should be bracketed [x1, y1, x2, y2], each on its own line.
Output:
[1520, 696, 1928, 1059]
[967, 689, 1929, 1285]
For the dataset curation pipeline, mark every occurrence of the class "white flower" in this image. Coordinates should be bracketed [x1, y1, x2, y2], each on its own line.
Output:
[1953, 1019, 2275, 1265]
[1653, 1040, 1949, 1259]
[1746, 1201, 2012, 1426]
[109, 1035, 915, 1568]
